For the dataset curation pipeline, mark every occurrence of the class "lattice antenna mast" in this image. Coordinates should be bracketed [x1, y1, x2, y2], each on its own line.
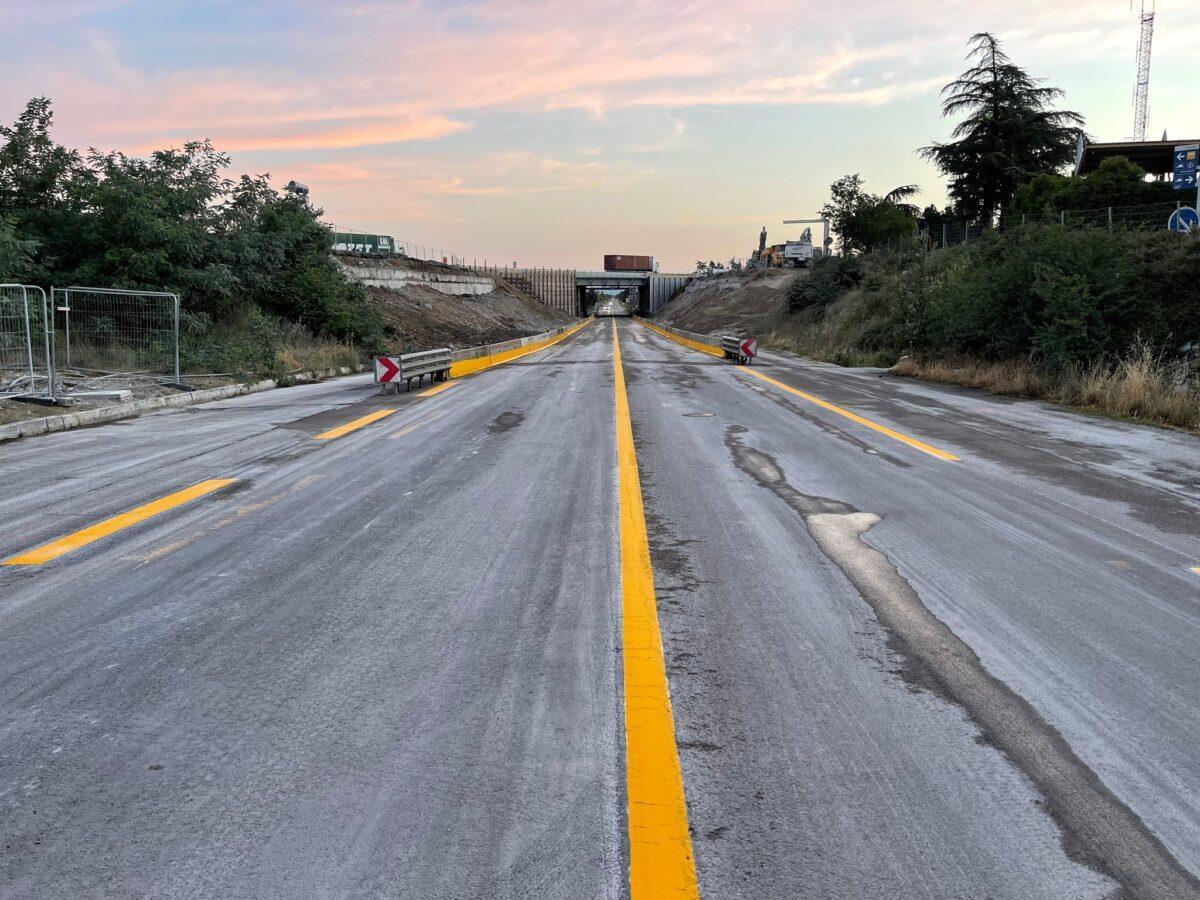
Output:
[1132, 0, 1155, 141]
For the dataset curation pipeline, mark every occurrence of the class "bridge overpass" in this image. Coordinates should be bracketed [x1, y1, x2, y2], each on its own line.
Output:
[575, 269, 691, 314]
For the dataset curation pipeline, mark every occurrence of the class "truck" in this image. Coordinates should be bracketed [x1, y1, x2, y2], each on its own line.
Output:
[783, 240, 814, 268]
[783, 228, 819, 268]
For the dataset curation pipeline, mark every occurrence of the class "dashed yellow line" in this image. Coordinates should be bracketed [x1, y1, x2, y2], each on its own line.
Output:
[612, 321, 699, 899]
[1191, 566, 1200, 576]
[2, 478, 236, 566]
[387, 410, 448, 440]
[418, 381, 457, 397]
[314, 408, 396, 440]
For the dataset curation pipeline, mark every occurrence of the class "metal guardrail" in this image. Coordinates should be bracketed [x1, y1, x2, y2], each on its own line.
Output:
[635, 317, 720, 350]
[635, 317, 761, 365]
[721, 335, 758, 365]
[374, 348, 452, 392]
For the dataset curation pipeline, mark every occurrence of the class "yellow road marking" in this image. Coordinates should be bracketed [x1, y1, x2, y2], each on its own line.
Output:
[449, 318, 593, 378]
[740, 368, 959, 460]
[387, 410, 448, 440]
[637, 319, 724, 358]
[132, 475, 321, 563]
[315, 408, 396, 440]
[3, 478, 236, 566]
[612, 320, 699, 899]
[1191, 567, 1200, 576]
[418, 381, 457, 397]
[635, 316, 958, 460]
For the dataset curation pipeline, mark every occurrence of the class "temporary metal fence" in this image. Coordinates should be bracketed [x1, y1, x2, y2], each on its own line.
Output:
[0, 284, 54, 399]
[52, 287, 180, 384]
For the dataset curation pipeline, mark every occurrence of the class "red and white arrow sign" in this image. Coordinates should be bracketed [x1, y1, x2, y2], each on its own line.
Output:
[374, 356, 402, 383]
[739, 338, 758, 358]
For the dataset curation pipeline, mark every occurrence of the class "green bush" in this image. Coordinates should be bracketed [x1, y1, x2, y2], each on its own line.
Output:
[0, 98, 383, 367]
[785, 225, 1200, 370]
[787, 256, 865, 312]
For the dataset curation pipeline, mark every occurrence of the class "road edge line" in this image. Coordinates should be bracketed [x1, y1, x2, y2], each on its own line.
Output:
[633, 317, 957, 461]
[449, 318, 593, 378]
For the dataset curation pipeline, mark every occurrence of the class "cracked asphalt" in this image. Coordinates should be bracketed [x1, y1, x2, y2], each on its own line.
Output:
[2, 318, 1199, 898]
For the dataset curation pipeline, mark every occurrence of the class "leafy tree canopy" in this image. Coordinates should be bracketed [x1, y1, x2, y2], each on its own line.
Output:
[1008, 156, 1175, 219]
[820, 174, 920, 254]
[0, 97, 381, 351]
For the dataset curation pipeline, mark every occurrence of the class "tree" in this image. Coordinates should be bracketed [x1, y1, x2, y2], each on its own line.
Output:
[920, 33, 1084, 225]
[820, 175, 920, 254]
[1009, 156, 1175, 220]
[0, 97, 382, 356]
[0, 218, 35, 279]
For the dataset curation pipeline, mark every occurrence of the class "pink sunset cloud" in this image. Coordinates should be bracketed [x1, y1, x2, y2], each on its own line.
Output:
[4, 0, 1199, 268]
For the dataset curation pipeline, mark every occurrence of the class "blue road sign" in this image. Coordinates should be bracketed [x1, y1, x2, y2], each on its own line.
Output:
[1167, 207, 1199, 233]
[1173, 144, 1198, 191]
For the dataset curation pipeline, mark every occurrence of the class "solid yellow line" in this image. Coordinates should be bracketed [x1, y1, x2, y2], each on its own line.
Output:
[314, 408, 396, 440]
[2, 478, 236, 566]
[448, 318, 593, 378]
[418, 381, 457, 397]
[740, 368, 959, 460]
[635, 317, 957, 460]
[637, 319, 723, 358]
[613, 320, 699, 899]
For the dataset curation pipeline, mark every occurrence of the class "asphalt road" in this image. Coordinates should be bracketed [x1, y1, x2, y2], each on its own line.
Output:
[2, 318, 1199, 898]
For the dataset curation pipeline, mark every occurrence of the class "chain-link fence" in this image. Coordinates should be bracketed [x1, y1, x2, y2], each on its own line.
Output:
[914, 200, 1191, 251]
[52, 287, 180, 384]
[1, 284, 54, 398]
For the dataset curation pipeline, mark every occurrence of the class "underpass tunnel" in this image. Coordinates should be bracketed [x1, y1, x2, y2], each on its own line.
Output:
[583, 286, 638, 317]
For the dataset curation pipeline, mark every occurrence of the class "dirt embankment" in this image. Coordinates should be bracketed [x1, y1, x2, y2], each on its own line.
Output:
[656, 268, 797, 336]
[344, 258, 573, 352]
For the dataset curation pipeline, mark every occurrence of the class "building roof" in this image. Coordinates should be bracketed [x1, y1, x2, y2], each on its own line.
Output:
[1075, 139, 1200, 176]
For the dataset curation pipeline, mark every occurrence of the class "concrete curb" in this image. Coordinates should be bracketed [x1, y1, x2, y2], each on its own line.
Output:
[0, 365, 366, 444]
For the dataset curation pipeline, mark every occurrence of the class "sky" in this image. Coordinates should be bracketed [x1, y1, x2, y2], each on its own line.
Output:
[5, 0, 1200, 272]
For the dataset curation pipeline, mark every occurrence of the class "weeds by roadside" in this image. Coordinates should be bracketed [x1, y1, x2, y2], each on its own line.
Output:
[892, 345, 1199, 431]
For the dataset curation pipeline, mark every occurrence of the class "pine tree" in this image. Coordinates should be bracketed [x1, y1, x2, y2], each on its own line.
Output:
[920, 33, 1084, 225]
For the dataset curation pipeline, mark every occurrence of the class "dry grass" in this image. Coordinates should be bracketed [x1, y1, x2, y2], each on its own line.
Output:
[276, 336, 361, 374]
[893, 347, 1200, 431]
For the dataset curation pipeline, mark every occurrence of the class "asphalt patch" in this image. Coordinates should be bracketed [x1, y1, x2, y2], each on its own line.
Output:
[488, 411, 524, 434]
[722, 423, 1200, 900]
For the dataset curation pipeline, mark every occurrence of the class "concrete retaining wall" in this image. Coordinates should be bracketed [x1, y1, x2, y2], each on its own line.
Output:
[339, 261, 495, 296]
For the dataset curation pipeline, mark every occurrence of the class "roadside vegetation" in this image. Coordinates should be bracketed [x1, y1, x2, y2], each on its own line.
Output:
[771, 33, 1200, 430]
[0, 97, 383, 377]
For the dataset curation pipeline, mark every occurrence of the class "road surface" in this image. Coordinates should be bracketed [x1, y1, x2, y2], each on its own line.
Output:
[2, 318, 1199, 898]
